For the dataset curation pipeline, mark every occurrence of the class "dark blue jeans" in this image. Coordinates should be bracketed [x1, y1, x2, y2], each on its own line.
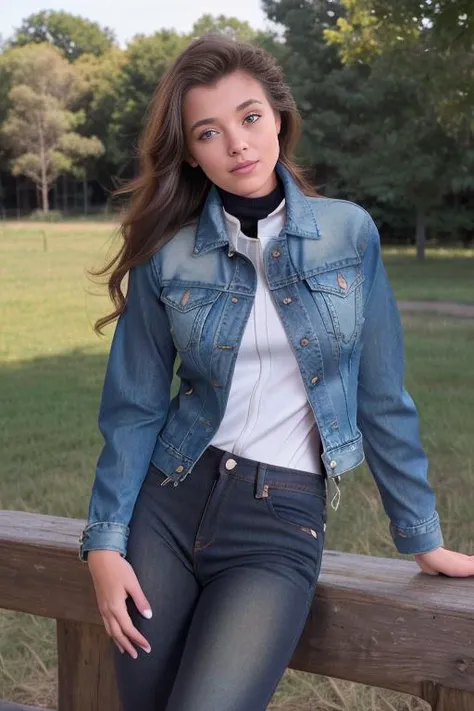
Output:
[114, 445, 327, 711]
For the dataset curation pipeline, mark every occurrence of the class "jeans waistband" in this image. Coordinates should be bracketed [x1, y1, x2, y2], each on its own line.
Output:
[204, 445, 326, 498]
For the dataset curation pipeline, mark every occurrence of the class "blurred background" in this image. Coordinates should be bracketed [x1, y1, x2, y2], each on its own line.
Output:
[1, 1, 473, 709]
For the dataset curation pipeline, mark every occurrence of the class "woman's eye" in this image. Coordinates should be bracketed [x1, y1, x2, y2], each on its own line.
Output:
[244, 113, 261, 125]
[199, 129, 217, 141]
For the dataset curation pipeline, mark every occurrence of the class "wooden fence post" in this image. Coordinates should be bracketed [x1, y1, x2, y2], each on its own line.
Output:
[57, 620, 122, 711]
[421, 682, 474, 711]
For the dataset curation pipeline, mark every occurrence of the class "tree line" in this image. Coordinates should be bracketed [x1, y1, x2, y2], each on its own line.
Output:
[0, 1, 473, 256]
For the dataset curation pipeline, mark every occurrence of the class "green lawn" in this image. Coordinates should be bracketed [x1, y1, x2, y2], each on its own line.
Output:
[1, 223, 473, 710]
[383, 247, 474, 304]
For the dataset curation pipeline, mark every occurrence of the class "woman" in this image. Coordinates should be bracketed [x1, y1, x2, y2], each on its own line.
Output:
[80, 34, 474, 711]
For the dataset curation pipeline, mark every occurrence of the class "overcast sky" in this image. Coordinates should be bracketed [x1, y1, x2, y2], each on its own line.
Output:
[0, 0, 271, 46]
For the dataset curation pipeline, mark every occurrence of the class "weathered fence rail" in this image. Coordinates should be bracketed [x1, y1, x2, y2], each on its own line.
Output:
[0, 510, 473, 710]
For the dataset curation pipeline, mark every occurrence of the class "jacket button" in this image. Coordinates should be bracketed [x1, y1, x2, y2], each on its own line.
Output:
[176, 465, 184, 473]
[272, 249, 281, 258]
[283, 297, 292, 305]
[225, 459, 237, 470]
[300, 338, 309, 346]
[329, 460, 337, 469]
[231, 297, 239, 303]
[311, 376, 319, 384]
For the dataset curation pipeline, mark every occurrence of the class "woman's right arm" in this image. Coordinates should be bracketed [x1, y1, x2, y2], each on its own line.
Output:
[80, 256, 176, 561]
[81, 256, 176, 656]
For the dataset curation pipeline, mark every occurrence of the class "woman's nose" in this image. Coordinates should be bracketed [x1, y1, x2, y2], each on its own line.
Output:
[228, 134, 248, 156]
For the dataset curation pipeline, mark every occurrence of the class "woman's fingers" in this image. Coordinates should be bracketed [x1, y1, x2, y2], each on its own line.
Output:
[125, 566, 153, 621]
[415, 547, 474, 577]
[88, 551, 153, 657]
[102, 598, 151, 657]
[113, 639, 125, 654]
[119, 611, 152, 653]
[108, 617, 140, 659]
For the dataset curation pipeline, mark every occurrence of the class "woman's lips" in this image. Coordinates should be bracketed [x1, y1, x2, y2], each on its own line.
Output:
[231, 161, 258, 175]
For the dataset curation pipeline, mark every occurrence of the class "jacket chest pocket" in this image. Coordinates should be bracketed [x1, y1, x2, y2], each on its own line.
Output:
[305, 265, 364, 344]
[160, 284, 221, 352]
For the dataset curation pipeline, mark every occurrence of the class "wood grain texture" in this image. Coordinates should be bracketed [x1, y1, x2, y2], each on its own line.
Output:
[421, 682, 474, 710]
[0, 512, 99, 624]
[57, 620, 122, 711]
[1, 511, 474, 711]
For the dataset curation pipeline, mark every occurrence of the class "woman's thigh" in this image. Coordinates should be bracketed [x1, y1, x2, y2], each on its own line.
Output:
[164, 466, 326, 711]
[114, 448, 326, 711]
[165, 564, 319, 711]
[113, 479, 201, 711]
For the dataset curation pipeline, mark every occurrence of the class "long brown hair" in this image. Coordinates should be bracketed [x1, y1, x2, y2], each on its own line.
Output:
[94, 33, 317, 333]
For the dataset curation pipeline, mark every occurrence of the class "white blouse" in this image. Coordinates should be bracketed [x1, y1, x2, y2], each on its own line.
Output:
[210, 199, 322, 475]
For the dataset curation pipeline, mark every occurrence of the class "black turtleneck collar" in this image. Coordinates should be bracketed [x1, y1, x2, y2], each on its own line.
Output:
[217, 178, 284, 239]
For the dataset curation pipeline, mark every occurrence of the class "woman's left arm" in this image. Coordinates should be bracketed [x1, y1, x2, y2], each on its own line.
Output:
[356, 214, 474, 577]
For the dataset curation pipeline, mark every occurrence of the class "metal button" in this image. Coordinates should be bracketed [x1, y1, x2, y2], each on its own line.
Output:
[283, 297, 292, 305]
[176, 465, 184, 473]
[300, 338, 309, 346]
[272, 249, 281, 258]
[329, 460, 337, 469]
[225, 458, 237, 471]
[185, 388, 193, 396]
[311, 376, 319, 384]
[231, 297, 239, 303]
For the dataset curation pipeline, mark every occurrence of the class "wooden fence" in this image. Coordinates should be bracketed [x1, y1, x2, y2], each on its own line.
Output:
[0, 510, 473, 711]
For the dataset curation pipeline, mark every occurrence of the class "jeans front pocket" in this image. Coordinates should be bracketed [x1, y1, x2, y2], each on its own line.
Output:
[264, 485, 326, 539]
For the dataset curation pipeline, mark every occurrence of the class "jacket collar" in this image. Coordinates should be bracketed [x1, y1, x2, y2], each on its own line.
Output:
[193, 161, 321, 256]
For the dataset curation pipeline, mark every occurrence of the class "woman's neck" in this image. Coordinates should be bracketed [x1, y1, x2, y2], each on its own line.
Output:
[217, 179, 284, 239]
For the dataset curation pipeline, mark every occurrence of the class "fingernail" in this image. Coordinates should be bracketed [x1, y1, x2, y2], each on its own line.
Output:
[143, 608, 153, 619]
[142, 645, 151, 653]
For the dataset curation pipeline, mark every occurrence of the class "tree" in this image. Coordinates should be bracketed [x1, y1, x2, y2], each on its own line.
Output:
[262, 0, 474, 257]
[190, 15, 258, 42]
[0, 44, 104, 213]
[262, 0, 367, 193]
[74, 48, 127, 188]
[10, 10, 116, 61]
[325, 0, 474, 138]
[106, 30, 188, 176]
[324, 0, 474, 59]
[328, 59, 474, 259]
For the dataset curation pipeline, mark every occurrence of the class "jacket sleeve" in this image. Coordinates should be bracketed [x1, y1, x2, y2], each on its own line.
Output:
[356, 215, 443, 555]
[79, 257, 176, 561]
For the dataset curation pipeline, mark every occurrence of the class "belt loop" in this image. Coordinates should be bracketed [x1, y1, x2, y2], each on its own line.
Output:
[255, 462, 268, 499]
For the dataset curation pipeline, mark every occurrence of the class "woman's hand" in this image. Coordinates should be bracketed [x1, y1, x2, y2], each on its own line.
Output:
[415, 546, 474, 577]
[87, 550, 153, 658]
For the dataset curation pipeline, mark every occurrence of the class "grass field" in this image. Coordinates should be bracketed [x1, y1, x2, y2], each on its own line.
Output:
[1, 223, 473, 709]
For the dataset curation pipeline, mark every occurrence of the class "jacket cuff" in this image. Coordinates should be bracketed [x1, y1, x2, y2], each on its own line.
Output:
[390, 512, 443, 555]
[78, 522, 129, 562]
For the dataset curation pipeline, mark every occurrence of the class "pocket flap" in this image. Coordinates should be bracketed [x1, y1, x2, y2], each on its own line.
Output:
[306, 265, 363, 297]
[161, 285, 221, 312]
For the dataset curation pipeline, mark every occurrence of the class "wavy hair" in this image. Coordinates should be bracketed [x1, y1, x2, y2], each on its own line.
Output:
[93, 33, 317, 333]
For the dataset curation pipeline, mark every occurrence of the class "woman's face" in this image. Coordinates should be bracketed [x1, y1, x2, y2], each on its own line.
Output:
[183, 70, 281, 198]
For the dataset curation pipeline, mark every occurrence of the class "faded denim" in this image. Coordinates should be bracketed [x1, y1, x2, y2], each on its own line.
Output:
[80, 161, 442, 561]
[113, 445, 326, 711]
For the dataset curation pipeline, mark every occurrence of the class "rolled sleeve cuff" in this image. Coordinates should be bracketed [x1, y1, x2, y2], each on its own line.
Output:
[78, 522, 129, 562]
[390, 512, 443, 555]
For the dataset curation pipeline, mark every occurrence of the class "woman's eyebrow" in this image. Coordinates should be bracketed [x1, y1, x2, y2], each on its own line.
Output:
[190, 99, 263, 131]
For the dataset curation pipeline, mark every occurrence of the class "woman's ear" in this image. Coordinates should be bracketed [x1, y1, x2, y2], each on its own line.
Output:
[275, 112, 281, 136]
[187, 155, 199, 168]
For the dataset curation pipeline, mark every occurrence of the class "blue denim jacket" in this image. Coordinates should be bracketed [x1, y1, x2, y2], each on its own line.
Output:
[79, 162, 442, 561]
